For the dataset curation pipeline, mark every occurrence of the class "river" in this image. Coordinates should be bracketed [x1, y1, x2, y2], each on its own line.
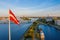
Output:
[38, 24, 60, 40]
[0, 23, 60, 40]
[0, 22, 32, 40]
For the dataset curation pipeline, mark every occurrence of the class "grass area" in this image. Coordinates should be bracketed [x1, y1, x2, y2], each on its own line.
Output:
[24, 20, 40, 40]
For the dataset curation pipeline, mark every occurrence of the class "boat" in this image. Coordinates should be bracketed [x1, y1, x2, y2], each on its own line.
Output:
[40, 29, 45, 40]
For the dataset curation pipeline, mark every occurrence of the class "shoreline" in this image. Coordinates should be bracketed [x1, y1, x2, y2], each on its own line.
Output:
[39, 22, 60, 30]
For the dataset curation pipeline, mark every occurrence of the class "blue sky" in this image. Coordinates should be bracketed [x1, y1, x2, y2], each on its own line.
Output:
[0, 0, 60, 16]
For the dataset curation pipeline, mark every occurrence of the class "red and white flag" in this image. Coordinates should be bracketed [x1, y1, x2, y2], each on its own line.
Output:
[9, 9, 19, 24]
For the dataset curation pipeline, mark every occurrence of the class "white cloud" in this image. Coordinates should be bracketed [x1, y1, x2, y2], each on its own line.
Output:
[13, 5, 60, 17]
[0, 1, 60, 17]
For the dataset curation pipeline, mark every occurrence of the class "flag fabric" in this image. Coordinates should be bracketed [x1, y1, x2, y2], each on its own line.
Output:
[9, 9, 19, 24]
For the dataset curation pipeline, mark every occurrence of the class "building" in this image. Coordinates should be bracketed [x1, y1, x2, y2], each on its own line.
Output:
[45, 17, 53, 22]
[55, 20, 60, 25]
[45, 17, 55, 24]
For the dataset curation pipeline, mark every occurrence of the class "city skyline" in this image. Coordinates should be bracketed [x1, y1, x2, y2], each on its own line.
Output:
[0, 0, 60, 17]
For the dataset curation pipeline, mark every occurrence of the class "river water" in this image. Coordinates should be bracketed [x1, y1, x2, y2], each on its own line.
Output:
[38, 24, 60, 40]
[0, 23, 32, 40]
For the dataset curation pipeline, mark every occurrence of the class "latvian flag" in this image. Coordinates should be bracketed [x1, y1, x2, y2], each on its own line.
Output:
[9, 9, 19, 24]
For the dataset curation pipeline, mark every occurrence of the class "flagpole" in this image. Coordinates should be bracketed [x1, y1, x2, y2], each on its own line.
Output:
[8, 9, 19, 40]
[9, 12, 11, 40]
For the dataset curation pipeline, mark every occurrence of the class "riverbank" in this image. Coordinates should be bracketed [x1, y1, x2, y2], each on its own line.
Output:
[20, 19, 40, 40]
[39, 22, 60, 30]
[47, 24, 60, 30]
